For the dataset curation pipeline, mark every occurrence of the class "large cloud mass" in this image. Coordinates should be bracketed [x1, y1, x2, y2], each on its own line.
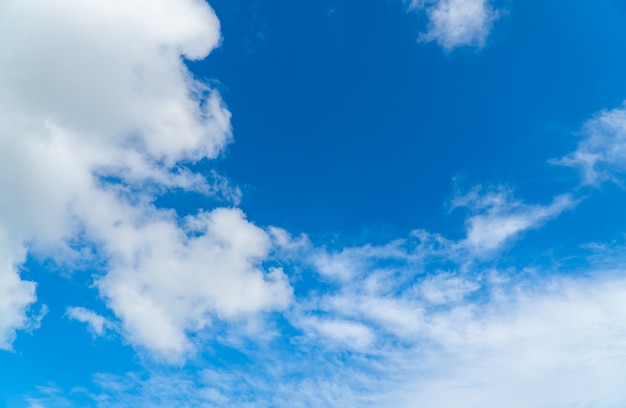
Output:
[0, 0, 291, 359]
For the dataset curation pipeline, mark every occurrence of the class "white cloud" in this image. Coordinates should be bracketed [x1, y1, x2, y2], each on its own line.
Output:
[0, 0, 292, 359]
[300, 269, 626, 407]
[96, 208, 292, 360]
[288, 186, 576, 349]
[299, 316, 375, 351]
[305, 186, 574, 286]
[66, 307, 111, 337]
[324, 294, 426, 339]
[410, 0, 500, 50]
[390, 274, 626, 408]
[417, 273, 479, 304]
[556, 103, 626, 186]
[0, 234, 36, 350]
[452, 186, 576, 254]
[312, 241, 409, 281]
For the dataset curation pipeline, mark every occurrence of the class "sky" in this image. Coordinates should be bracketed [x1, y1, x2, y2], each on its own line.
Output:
[2, 0, 626, 406]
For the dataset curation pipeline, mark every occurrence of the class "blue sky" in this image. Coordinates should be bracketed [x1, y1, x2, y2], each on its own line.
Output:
[3, 0, 626, 406]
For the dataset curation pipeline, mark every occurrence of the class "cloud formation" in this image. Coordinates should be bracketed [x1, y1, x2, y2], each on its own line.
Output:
[409, 0, 500, 50]
[10, 2, 626, 407]
[557, 103, 626, 186]
[0, 0, 291, 360]
[27, 258, 626, 407]
[451, 185, 576, 254]
[278, 186, 574, 352]
[66, 307, 112, 337]
[0, 232, 36, 350]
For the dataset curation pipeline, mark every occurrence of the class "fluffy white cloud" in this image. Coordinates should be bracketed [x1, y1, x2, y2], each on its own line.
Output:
[410, 0, 500, 50]
[97, 208, 292, 359]
[0, 0, 291, 359]
[556, 103, 626, 186]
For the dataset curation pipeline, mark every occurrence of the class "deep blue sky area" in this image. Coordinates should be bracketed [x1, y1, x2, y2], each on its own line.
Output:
[190, 0, 626, 246]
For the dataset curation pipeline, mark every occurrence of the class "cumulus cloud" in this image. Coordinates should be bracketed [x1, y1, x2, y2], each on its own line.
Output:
[409, 0, 500, 50]
[97, 208, 292, 359]
[556, 103, 626, 186]
[0, 0, 291, 359]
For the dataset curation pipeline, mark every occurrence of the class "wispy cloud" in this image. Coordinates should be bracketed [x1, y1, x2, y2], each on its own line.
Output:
[451, 185, 576, 254]
[278, 185, 577, 352]
[66, 307, 112, 337]
[555, 103, 626, 186]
